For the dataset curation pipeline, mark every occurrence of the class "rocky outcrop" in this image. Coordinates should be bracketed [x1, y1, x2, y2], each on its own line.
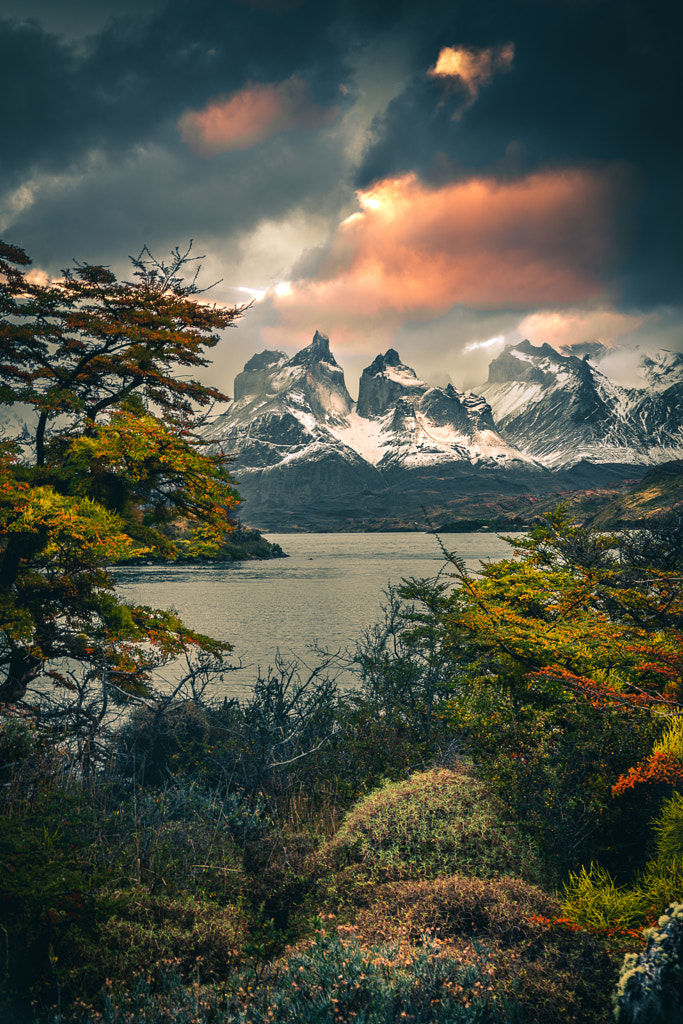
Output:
[233, 350, 287, 401]
[357, 349, 428, 417]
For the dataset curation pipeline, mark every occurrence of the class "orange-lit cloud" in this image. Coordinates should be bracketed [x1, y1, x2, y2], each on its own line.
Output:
[178, 75, 339, 156]
[268, 168, 620, 343]
[517, 308, 652, 350]
[428, 43, 514, 113]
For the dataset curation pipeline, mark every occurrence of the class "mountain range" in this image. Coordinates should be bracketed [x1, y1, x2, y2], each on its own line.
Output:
[201, 333, 683, 530]
[479, 341, 683, 469]
[2, 331, 680, 530]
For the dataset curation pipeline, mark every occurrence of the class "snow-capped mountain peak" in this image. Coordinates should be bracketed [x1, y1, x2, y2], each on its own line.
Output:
[202, 335, 542, 515]
[356, 348, 429, 418]
[288, 329, 340, 370]
[478, 340, 683, 468]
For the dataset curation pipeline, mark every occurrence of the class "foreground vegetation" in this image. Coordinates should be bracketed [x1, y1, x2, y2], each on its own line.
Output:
[2, 511, 683, 1023]
[2, 240, 682, 1021]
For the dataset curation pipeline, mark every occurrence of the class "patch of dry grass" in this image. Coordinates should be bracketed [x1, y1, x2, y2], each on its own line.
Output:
[97, 890, 249, 979]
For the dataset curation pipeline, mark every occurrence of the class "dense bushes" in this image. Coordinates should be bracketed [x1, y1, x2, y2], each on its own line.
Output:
[2, 512, 683, 1022]
[388, 512, 683, 882]
[562, 792, 683, 931]
[68, 931, 523, 1024]
[0, 720, 249, 1015]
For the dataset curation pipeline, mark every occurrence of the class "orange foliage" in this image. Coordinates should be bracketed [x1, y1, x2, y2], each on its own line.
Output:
[612, 750, 683, 796]
[529, 914, 645, 941]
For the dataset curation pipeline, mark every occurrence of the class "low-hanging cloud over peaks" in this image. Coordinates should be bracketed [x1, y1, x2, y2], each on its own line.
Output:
[517, 308, 654, 353]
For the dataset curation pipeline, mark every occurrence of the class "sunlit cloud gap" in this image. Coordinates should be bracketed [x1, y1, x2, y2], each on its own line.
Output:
[268, 167, 620, 348]
[518, 309, 654, 350]
[427, 43, 514, 116]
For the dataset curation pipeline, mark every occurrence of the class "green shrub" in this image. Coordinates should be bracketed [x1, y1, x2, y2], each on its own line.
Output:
[0, 713, 42, 775]
[0, 715, 72, 805]
[327, 766, 542, 882]
[95, 783, 248, 894]
[613, 902, 683, 1023]
[352, 581, 460, 762]
[72, 931, 522, 1023]
[112, 700, 219, 788]
[561, 863, 655, 933]
[97, 891, 247, 980]
[651, 790, 683, 865]
[242, 930, 522, 1024]
[562, 792, 683, 931]
[466, 696, 659, 881]
[652, 716, 683, 763]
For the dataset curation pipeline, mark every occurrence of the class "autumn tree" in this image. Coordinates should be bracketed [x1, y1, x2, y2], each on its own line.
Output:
[0, 239, 246, 705]
[390, 510, 683, 872]
[440, 509, 683, 717]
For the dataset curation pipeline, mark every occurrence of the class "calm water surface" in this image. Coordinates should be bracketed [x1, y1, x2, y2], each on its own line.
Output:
[115, 532, 519, 698]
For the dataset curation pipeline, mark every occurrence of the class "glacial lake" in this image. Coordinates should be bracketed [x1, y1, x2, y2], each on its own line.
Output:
[114, 532, 521, 700]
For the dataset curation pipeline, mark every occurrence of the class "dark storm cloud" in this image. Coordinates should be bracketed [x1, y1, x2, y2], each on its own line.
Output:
[356, 0, 683, 308]
[1, 0, 354, 184]
[0, 0, 165, 40]
[11, 126, 353, 270]
[359, 0, 683, 181]
[3, 0, 682, 337]
[0, 19, 83, 179]
[1, 0, 384, 293]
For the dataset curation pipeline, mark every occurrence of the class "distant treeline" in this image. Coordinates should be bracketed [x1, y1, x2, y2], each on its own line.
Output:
[437, 517, 528, 533]
[122, 524, 286, 564]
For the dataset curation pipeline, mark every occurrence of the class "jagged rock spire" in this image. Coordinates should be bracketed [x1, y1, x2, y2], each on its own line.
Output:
[289, 330, 339, 367]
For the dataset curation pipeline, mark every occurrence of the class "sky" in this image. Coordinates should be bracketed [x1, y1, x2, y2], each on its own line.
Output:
[2, 0, 682, 397]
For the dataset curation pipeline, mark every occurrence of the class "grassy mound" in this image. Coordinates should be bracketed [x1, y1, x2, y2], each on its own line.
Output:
[326, 766, 542, 882]
[347, 874, 558, 945]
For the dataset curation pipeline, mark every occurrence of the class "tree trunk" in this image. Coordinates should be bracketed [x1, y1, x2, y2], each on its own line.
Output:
[0, 532, 40, 590]
[0, 647, 42, 703]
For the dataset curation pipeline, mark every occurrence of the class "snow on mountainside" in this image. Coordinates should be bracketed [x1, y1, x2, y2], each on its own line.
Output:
[201, 331, 366, 471]
[202, 336, 538, 478]
[638, 349, 683, 392]
[3, 333, 681, 529]
[200, 332, 384, 510]
[333, 348, 537, 471]
[478, 341, 683, 468]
